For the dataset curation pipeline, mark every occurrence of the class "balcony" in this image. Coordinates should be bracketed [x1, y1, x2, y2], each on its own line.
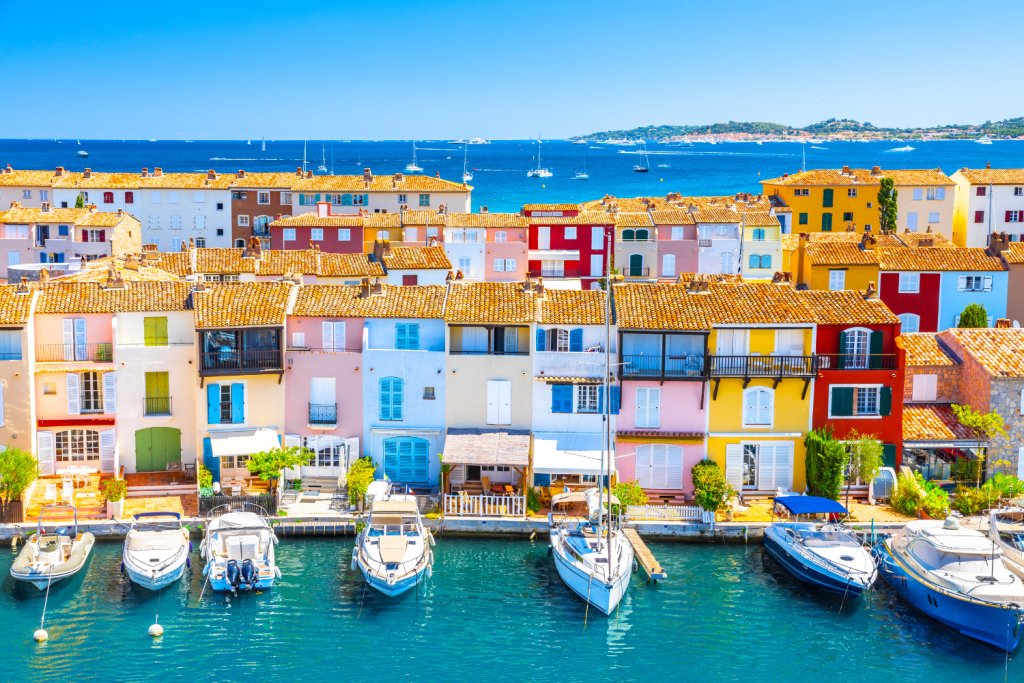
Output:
[36, 343, 113, 363]
[709, 355, 817, 378]
[252, 226, 272, 238]
[528, 267, 581, 279]
[144, 397, 172, 416]
[622, 354, 705, 378]
[817, 354, 899, 371]
[624, 266, 651, 278]
[698, 239, 713, 247]
[309, 403, 338, 426]
[200, 349, 283, 374]
[201, 328, 283, 377]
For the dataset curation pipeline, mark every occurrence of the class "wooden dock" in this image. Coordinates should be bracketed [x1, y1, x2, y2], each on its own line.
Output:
[623, 528, 667, 581]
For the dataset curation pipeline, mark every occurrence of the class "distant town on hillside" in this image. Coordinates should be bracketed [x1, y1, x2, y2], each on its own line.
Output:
[573, 117, 1024, 142]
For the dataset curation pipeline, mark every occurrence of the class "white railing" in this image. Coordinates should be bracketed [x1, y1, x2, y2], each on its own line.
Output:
[626, 504, 714, 524]
[444, 494, 526, 518]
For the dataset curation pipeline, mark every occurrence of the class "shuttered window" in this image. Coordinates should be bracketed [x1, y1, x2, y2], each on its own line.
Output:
[383, 437, 429, 483]
[635, 387, 661, 428]
[635, 444, 684, 490]
[396, 323, 420, 350]
[144, 317, 168, 346]
[821, 212, 833, 231]
[551, 384, 574, 413]
[380, 377, 404, 421]
[742, 388, 773, 427]
[822, 189, 833, 208]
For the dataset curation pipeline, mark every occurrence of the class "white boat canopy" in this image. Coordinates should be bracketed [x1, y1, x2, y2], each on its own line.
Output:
[371, 500, 419, 514]
[533, 433, 615, 477]
[209, 428, 280, 457]
[551, 490, 620, 507]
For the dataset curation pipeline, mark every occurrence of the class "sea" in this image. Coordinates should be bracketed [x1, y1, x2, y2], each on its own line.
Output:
[1, 138, 1022, 213]
[1, 538, 1020, 682]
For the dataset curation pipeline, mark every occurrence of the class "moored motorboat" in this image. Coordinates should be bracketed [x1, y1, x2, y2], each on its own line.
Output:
[122, 512, 191, 591]
[876, 517, 1024, 652]
[201, 504, 280, 592]
[352, 489, 434, 597]
[10, 505, 95, 590]
[987, 507, 1024, 580]
[763, 496, 877, 597]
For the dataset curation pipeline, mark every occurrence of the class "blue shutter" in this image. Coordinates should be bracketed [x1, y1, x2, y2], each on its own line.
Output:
[534, 472, 551, 487]
[748, 254, 759, 269]
[552, 385, 572, 413]
[399, 439, 413, 481]
[207, 383, 219, 424]
[363, 194, 369, 205]
[40, 253, 48, 263]
[230, 383, 244, 423]
[299, 194, 305, 206]
[380, 378, 392, 420]
[536, 328, 546, 351]
[383, 438, 399, 480]
[569, 328, 583, 352]
[408, 324, 419, 351]
[761, 254, 772, 269]
[610, 386, 620, 415]
[203, 437, 219, 484]
[341, 194, 352, 206]
[598, 386, 604, 414]
[392, 378, 403, 420]
[315, 193, 321, 202]
[396, 324, 408, 350]
[413, 439, 428, 482]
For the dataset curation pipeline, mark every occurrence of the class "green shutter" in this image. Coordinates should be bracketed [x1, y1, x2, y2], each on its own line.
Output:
[869, 330, 884, 368]
[882, 444, 897, 469]
[837, 330, 847, 368]
[823, 188, 834, 208]
[831, 387, 855, 416]
[135, 428, 153, 471]
[143, 317, 167, 346]
[821, 212, 833, 231]
[799, 213, 808, 225]
[299, 194, 305, 206]
[880, 386, 892, 416]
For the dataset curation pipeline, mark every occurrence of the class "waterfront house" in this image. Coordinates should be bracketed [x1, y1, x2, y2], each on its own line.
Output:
[381, 243, 452, 286]
[290, 169, 471, 216]
[268, 205, 371, 254]
[0, 283, 37, 454]
[450, 210, 526, 282]
[229, 170, 297, 248]
[950, 165, 1024, 248]
[0, 165, 64, 209]
[614, 210, 657, 281]
[523, 204, 614, 290]
[739, 209, 783, 280]
[688, 199, 742, 276]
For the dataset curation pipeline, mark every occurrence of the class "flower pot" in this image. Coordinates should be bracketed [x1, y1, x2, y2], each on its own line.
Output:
[107, 499, 124, 520]
[918, 508, 933, 520]
[725, 509, 734, 522]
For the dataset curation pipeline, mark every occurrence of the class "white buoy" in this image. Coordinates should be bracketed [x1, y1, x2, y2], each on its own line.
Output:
[148, 623, 163, 637]
[34, 629, 48, 642]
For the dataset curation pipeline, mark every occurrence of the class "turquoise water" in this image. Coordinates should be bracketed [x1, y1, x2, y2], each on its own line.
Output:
[1, 537, 1020, 682]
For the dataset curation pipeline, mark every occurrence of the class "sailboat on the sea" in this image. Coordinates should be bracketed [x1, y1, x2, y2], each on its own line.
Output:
[262, 137, 266, 151]
[405, 140, 424, 173]
[462, 143, 473, 182]
[527, 132, 552, 178]
[574, 145, 590, 180]
[317, 142, 328, 174]
[633, 142, 650, 172]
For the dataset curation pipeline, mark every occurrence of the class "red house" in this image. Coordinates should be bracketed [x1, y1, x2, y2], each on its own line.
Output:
[523, 203, 615, 289]
[267, 203, 367, 254]
[878, 270, 941, 333]
[806, 288, 905, 470]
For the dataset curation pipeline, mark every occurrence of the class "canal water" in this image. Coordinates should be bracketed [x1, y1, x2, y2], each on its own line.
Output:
[1, 537, 1019, 682]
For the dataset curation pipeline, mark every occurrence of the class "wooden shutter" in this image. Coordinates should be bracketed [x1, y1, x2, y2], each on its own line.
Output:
[831, 387, 855, 416]
[743, 389, 757, 425]
[665, 445, 684, 490]
[103, 371, 117, 414]
[724, 446, 743, 492]
[759, 390, 772, 425]
[757, 443, 777, 491]
[100, 428, 116, 473]
[332, 322, 346, 351]
[869, 330, 884, 368]
[880, 386, 893, 416]
[536, 328, 545, 351]
[635, 387, 650, 428]
[552, 385, 572, 413]
[203, 437, 219, 483]
[648, 388, 661, 428]
[650, 444, 668, 489]
[398, 438, 414, 481]
[983, 276, 993, 292]
[610, 386, 620, 415]
[822, 189, 833, 207]
[231, 383, 245, 423]
[322, 321, 334, 351]
[498, 380, 512, 425]
[66, 373, 81, 415]
[635, 444, 653, 489]
[37, 431, 55, 476]
[396, 324, 408, 350]
[392, 378, 404, 420]
[569, 329, 583, 352]
[773, 442, 793, 491]
[958, 276, 967, 291]
[73, 318, 87, 360]
[144, 317, 156, 346]
[384, 438, 399, 480]
[207, 383, 219, 424]
[837, 330, 847, 367]
[380, 378, 393, 420]
[486, 381, 503, 424]
[407, 324, 419, 350]
[62, 318, 74, 360]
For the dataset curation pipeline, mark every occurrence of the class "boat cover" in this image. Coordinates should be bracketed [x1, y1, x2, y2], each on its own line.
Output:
[774, 496, 848, 515]
[378, 535, 409, 564]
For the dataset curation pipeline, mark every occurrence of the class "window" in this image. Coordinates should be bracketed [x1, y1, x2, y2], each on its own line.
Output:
[912, 189, 923, 201]
[423, 386, 435, 400]
[338, 229, 350, 241]
[592, 226, 604, 250]
[844, 328, 870, 368]
[144, 317, 168, 346]
[959, 275, 991, 292]
[168, 192, 178, 204]
[486, 379, 512, 425]
[843, 212, 853, 222]
[103, 192, 114, 204]
[495, 231, 507, 243]
[635, 387, 661, 428]
[321, 321, 347, 351]
[976, 186, 987, 197]
[87, 229, 104, 243]
[577, 385, 598, 413]
[899, 273, 920, 292]
[975, 211, 985, 223]
[907, 212, 918, 231]
[848, 189, 857, 197]
[81, 371, 104, 413]
[662, 254, 676, 276]
[901, 313, 925, 333]
[397, 194, 407, 204]
[396, 324, 419, 350]
[418, 194, 430, 207]
[590, 254, 603, 277]
[283, 228, 296, 242]
[195, 215, 206, 230]
[55, 429, 100, 463]
[928, 212, 940, 223]
[7, 253, 18, 267]
[857, 387, 879, 414]
[237, 215, 249, 227]
[822, 189, 833, 208]
[257, 192, 270, 205]
[494, 258, 505, 272]
[742, 388, 773, 427]
[742, 445, 758, 487]
[505, 258, 516, 272]
[0, 330, 21, 360]
[123, 191, 133, 204]
[1016, 187, 1023, 197]
[716, 225, 728, 236]
[545, 328, 570, 352]
[864, 224, 872, 232]
[1008, 211, 1022, 223]
[377, 230, 390, 241]
[671, 226, 684, 240]
[821, 213, 832, 231]
[830, 386, 889, 417]
[912, 374, 937, 401]
[406, 228, 418, 243]
[760, 254, 772, 269]
[311, 228, 323, 241]
[751, 228, 765, 241]
[44, 382, 56, 395]
[194, 192, 205, 203]
[748, 253, 760, 269]
[564, 226, 577, 240]
[828, 270, 845, 291]
[292, 332, 306, 348]
[281, 192, 292, 205]
[926, 188, 936, 201]
[195, 238, 206, 248]
[798, 213, 808, 225]
[720, 251, 734, 274]
[23, 190, 31, 199]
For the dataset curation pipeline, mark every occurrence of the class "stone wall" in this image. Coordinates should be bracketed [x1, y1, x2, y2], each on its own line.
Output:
[989, 379, 1024, 477]
[903, 364, 961, 403]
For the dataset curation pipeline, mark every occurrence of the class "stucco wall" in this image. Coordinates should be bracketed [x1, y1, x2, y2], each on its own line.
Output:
[939, 271, 1008, 332]
[0, 323, 35, 454]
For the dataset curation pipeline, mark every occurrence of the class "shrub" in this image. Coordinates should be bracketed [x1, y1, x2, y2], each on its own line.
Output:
[526, 486, 541, 514]
[890, 471, 924, 517]
[199, 486, 214, 498]
[198, 464, 213, 488]
[691, 460, 731, 512]
[348, 457, 377, 507]
[952, 485, 989, 516]
[920, 481, 950, 519]
[100, 478, 128, 503]
[612, 480, 647, 507]
[805, 427, 846, 500]
[957, 302, 988, 329]
[988, 473, 1024, 500]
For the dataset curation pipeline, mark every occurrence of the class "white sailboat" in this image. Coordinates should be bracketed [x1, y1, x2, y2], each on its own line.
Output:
[527, 133, 552, 178]
[262, 137, 266, 151]
[317, 142, 328, 173]
[633, 142, 650, 172]
[352, 486, 434, 597]
[405, 140, 424, 173]
[461, 143, 473, 182]
[574, 144, 589, 180]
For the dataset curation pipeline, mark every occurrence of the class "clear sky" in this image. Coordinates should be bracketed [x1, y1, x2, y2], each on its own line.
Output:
[3, 0, 1019, 140]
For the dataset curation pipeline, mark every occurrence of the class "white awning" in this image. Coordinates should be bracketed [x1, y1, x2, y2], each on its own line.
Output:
[528, 250, 580, 261]
[209, 428, 280, 457]
[533, 432, 614, 476]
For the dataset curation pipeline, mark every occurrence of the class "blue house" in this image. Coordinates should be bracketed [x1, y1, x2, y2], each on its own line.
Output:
[937, 250, 1008, 331]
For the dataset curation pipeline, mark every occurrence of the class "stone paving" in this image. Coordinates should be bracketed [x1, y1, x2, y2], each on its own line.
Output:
[120, 495, 194, 519]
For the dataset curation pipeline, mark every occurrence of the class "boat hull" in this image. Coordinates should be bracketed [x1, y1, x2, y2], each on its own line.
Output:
[763, 528, 874, 597]
[125, 557, 187, 591]
[550, 531, 631, 615]
[877, 541, 1024, 652]
[10, 532, 96, 590]
[358, 561, 428, 597]
[209, 573, 275, 592]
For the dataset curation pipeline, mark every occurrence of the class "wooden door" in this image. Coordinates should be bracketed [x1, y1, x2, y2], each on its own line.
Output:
[135, 427, 182, 472]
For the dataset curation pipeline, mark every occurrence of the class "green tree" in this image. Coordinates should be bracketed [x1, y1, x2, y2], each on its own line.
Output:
[877, 177, 898, 233]
[348, 457, 377, 508]
[951, 404, 1007, 488]
[246, 444, 311, 482]
[0, 445, 39, 521]
[957, 302, 988, 328]
[74, 193, 85, 208]
[805, 427, 846, 499]
[843, 430, 884, 511]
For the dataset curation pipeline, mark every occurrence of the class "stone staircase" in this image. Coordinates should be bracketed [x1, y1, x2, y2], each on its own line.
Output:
[25, 503, 108, 522]
[300, 477, 342, 497]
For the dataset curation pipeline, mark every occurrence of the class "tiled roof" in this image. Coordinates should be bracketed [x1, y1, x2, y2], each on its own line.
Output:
[53, 172, 141, 190]
[781, 234, 799, 251]
[881, 169, 954, 186]
[700, 283, 818, 325]
[0, 169, 64, 187]
[446, 212, 528, 228]
[649, 209, 696, 226]
[903, 405, 977, 442]
[613, 283, 708, 330]
[35, 282, 193, 314]
[444, 281, 536, 323]
[1001, 242, 1024, 264]
[523, 204, 581, 212]
[534, 375, 604, 384]
[255, 250, 318, 276]
[145, 252, 190, 277]
[316, 252, 385, 278]
[34, 363, 115, 374]
[291, 174, 469, 193]
[383, 246, 451, 271]
[692, 205, 740, 224]
[396, 210, 447, 226]
[524, 212, 614, 225]
[956, 168, 1024, 185]
[270, 212, 367, 227]
[614, 213, 655, 227]
[229, 172, 299, 189]
[539, 289, 606, 325]
[62, 259, 180, 283]
[0, 285, 34, 324]
[762, 168, 881, 187]
[899, 333, 957, 367]
[675, 273, 744, 284]
[139, 173, 233, 189]
[362, 213, 403, 228]
[196, 248, 259, 274]
[802, 290, 900, 325]
[805, 242, 881, 266]
[878, 248, 1005, 272]
[890, 232, 955, 249]
[946, 328, 1024, 377]
[192, 282, 291, 328]
[77, 211, 135, 228]
[292, 284, 445, 318]
[0, 206, 89, 224]
[741, 211, 781, 227]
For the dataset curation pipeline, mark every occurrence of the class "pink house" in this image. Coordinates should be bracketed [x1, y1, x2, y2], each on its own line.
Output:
[654, 211, 699, 280]
[485, 216, 529, 282]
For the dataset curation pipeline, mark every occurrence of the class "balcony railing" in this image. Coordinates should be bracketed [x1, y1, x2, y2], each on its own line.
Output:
[709, 355, 817, 377]
[449, 349, 530, 356]
[528, 268, 581, 278]
[200, 349, 283, 373]
[817, 354, 899, 371]
[624, 266, 651, 277]
[309, 403, 338, 425]
[144, 397, 172, 416]
[252, 226, 272, 237]
[36, 343, 113, 363]
[621, 354, 705, 378]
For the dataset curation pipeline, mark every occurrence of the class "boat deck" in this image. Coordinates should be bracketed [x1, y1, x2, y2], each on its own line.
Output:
[623, 528, 667, 581]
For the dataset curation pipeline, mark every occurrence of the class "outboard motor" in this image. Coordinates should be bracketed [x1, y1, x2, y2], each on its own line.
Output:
[240, 559, 258, 590]
[226, 560, 241, 589]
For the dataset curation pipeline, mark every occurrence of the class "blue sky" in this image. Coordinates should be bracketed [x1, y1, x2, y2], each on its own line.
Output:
[2, 0, 1019, 139]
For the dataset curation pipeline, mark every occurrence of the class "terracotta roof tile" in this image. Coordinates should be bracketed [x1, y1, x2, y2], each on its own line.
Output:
[881, 169, 954, 186]
[614, 213, 656, 227]
[362, 213, 403, 228]
[900, 333, 957, 367]
[0, 206, 90, 224]
[229, 172, 299, 189]
[145, 252, 190, 277]
[613, 283, 709, 330]
[444, 281, 535, 323]
[192, 282, 291, 328]
[534, 376, 604, 384]
[35, 282, 193, 314]
[270, 212, 367, 227]
[0, 285, 34, 324]
[903, 405, 977, 442]
[878, 248, 1005, 272]
[802, 290, 900, 325]
[650, 209, 696, 225]
[1002, 242, 1024, 264]
[956, 168, 1024, 185]
[446, 212, 528, 228]
[741, 211, 781, 227]
[383, 246, 451, 271]
[524, 212, 614, 225]
[291, 173, 469, 193]
[781, 234, 800, 251]
[523, 204, 582, 212]
[196, 248, 259, 274]
[888, 232, 955, 249]
[396, 210, 448, 226]
[0, 169, 64, 187]
[316, 252, 385, 278]
[139, 173, 233, 189]
[946, 328, 1024, 377]
[291, 284, 445, 318]
[62, 258, 179, 283]
[53, 172, 141, 190]
[805, 242, 881, 266]
[763, 168, 953, 187]
[539, 289, 606, 325]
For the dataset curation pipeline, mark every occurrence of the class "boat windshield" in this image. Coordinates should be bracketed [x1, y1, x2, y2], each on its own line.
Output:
[796, 530, 861, 548]
[998, 531, 1024, 552]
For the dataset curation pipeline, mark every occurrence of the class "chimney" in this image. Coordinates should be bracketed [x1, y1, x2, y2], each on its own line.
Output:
[207, 169, 216, 180]
[986, 162, 992, 170]
[363, 168, 372, 183]
[236, 169, 245, 179]
[435, 172, 440, 178]
[918, 236, 934, 248]
[54, 166, 64, 177]
[987, 231, 1010, 258]
[535, 276, 545, 298]
[243, 236, 263, 260]
[996, 318, 1011, 329]
[40, 268, 50, 283]
[305, 170, 313, 179]
[124, 254, 140, 271]
[192, 281, 207, 294]
[360, 277, 371, 297]
[154, 167, 163, 176]
[371, 277, 383, 296]
[846, 222, 856, 232]
[296, 167, 303, 176]
[181, 240, 188, 252]
[394, 172, 404, 183]
[372, 239, 384, 264]
[5, 164, 12, 174]
[382, 238, 391, 257]
[863, 281, 877, 300]
[871, 166, 881, 175]
[429, 236, 438, 248]
[40, 202, 51, 213]
[83, 168, 92, 179]
[455, 270, 464, 280]
[842, 165, 850, 175]
[438, 204, 446, 215]
[141, 167, 149, 177]
[859, 233, 876, 251]
[482, 206, 489, 214]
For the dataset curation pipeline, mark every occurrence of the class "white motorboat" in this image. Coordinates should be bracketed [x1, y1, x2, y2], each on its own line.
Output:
[976, 136, 994, 144]
[468, 137, 489, 144]
[987, 507, 1024, 579]
[405, 140, 424, 173]
[76, 150, 89, 158]
[122, 512, 191, 591]
[10, 505, 95, 590]
[549, 488, 633, 615]
[448, 138, 468, 145]
[352, 489, 434, 597]
[201, 504, 280, 592]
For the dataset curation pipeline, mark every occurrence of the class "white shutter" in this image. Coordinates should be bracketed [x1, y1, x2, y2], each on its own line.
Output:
[650, 443, 668, 489]
[665, 445, 684, 489]
[66, 373, 81, 415]
[103, 371, 117, 414]
[635, 387, 649, 428]
[292, 332, 305, 348]
[322, 322, 334, 351]
[538, 226, 550, 250]
[449, 464, 465, 484]
[984, 276, 993, 292]
[73, 318, 87, 360]
[591, 226, 603, 250]
[99, 428, 116, 473]
[743, 391, 756, 426]
[648, 387, 661, 428]
[635, 444, 653, 489]
[486, 380, 500, 424]
[759, 390, 773, 426]
[333, 322, 346, 351]
[62, 318, 74, 360]
[310, 377, 336, 404]
[757, 443, 776, 491]
[724, 447, 743, 492]
[590, 254, 603, 277]
[37, 431, 55, 476]
[498, 380, 512, 425]
[775, 442, 793, 492]
[913, 374, 937, 401]
[958, 276, 967, 291]
[345, 437, 360, 470]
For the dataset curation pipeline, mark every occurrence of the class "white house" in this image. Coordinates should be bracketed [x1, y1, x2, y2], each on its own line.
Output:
[382, 244, 452, 286]
[291, 169, 471, 216]
[951, 166, 1024, 248]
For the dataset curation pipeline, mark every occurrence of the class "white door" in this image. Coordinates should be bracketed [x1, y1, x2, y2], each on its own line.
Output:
[538, 226, 550, 250]
[487, 380, 512, 425]
[303, 435, 344, 478]
[590, 254, 603, 277]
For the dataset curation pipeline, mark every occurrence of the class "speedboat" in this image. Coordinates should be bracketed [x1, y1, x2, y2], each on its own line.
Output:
[76, 150, 88, 158]
[875, 517, 1024, 652]
[122, 512, 191, 590]
[10, 505, 95, 590]
[549, 488, 633, 615]
[763, 496, 877, 597]
[976, 136, 994, 145]
[201, 505, 280, 592]
[352, 488, 434, 597]
[468, 137, 489, 144]
[987, 507, 1024, 579]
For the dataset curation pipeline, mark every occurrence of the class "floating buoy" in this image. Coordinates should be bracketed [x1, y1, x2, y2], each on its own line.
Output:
[33, 629, 48, 642]
[148, 623, 163, 637]
[542, 184, 546, 188]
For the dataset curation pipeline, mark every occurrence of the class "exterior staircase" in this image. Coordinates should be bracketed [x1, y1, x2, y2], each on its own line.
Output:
[25, 503, 108, 523]
[299, 476, 341, 498]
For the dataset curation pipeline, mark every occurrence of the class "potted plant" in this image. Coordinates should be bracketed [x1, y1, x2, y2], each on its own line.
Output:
[101, 478, 128, 520]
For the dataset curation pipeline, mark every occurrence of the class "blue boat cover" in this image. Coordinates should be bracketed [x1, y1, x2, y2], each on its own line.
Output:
[774, 496, 848, 515]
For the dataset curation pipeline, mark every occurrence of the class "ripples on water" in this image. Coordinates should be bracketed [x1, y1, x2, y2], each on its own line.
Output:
[1, 538, 1019, 682]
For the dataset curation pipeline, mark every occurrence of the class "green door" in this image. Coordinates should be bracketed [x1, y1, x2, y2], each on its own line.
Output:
[135, 427, 182, 472]
[629, 253, 644, 277]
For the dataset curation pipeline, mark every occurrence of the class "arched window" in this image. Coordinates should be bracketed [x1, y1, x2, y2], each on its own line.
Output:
[383, 436, 429, 483]
[760, 254, 772, 269]
[841, 327, 871, 369]
[622, 229, 635, 241]
[55, 429, 100, 463]
[635, 228, 649, 241]
[103, 192, 114, 204]
[545, 328, 570, 352]
[662, 254, 676, 277]
[898, 313, 920, 334]
[742, 387, 773, 427]
[377, 230, 389, 240]
[379, 377, 404, 420]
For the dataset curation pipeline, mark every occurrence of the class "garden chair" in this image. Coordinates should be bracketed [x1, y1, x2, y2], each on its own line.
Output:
[44, 483, 58, 504]
[61, 481, 74, 505]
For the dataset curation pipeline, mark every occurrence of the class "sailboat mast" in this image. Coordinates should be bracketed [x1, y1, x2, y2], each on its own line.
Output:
[605, 230, 613, 570]
[303, 139, 307, 173]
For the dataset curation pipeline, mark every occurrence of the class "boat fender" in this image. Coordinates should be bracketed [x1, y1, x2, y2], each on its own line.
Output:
[427, 565, 432, 580]
[203, 562, 210, 576]
[274, 566, 281, 579]
[428, 532, 436, 547]
[351, 547, 358, 571]
[272, 534, 279, 545]
[547, 545, 553, 557]
[120, 561, 125, 573]
[632, 559, 638, 575]
[34, 629, 48, 642]
[200, 542, 206, 559]
[189, 541, 193, 552]
[148, 623, 164, 637]
[186, 556, 191, 569]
